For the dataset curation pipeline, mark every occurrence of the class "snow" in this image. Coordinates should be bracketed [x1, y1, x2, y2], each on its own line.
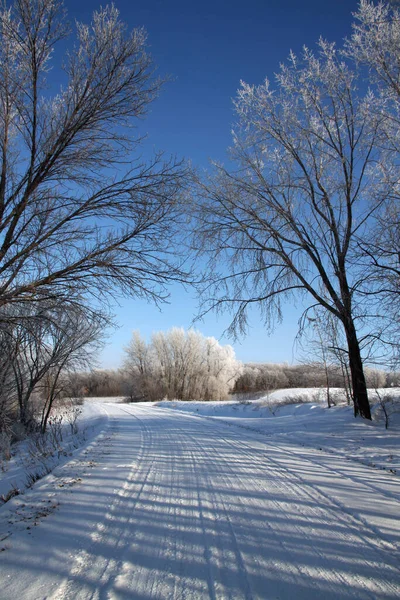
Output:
[155, 388, 400, 474]
[0, 392, 399, 599]
[0, 399, 109, 501]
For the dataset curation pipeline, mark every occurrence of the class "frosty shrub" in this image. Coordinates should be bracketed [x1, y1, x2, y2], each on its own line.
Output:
[373, 393, 400, 429]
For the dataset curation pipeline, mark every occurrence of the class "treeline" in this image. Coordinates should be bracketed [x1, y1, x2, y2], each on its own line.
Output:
[233, 363, 400, 396]
[73, 361, 400, 400]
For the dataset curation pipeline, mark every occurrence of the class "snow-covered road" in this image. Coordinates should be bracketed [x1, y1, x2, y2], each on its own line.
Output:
[0, 402, 399, 599]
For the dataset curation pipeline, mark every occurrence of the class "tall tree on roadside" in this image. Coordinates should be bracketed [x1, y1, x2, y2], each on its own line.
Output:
[346, 1, 400, 350]
[0, 0, 188, 321]
[195, 41, 391, 419]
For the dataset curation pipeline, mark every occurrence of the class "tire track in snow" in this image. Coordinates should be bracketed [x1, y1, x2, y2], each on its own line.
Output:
[199, 409, 400, 501]
[2, 402, 398, 600]
[50, 405, 155, 600]
[140, 405, 400, 599]
[181, 417, 375, 599]
[208, 422, 400, 557]
[151, 405, 400, 553]
[200, 430, 397, 599]
[188, 448, 257, 600]
[109, 406, 213, 599]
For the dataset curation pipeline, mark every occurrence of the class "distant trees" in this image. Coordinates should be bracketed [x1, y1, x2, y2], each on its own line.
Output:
[233, 364, 288, 396]
[233, 362, 392, 397]
[123, 328, 242, 401]
[233, 364, 319, 396]
[65, 360, 398, 401]
[68, 369, 126, 398]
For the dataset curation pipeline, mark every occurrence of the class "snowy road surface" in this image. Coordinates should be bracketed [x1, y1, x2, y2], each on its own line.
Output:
[0, 402, 399, 599]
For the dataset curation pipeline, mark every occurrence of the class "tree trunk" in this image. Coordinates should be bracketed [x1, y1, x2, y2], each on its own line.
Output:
[18, 385, 35, 430]
[344, 321, 371, 420]
[320, 342, 331, 408]
[342, 361, 352, 405]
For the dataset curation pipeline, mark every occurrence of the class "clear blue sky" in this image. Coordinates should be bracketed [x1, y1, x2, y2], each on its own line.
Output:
[65, 0, 359, 368]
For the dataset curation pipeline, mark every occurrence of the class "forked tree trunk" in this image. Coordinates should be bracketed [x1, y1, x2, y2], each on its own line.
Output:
[345, 321, 371, 420]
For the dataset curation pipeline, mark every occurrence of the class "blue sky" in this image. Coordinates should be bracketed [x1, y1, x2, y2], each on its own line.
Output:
[65, 0, 360, 368]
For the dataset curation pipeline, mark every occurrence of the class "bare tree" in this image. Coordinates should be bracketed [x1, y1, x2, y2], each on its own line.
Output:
[1, 302, 105, 430]
[0, 0, 188, 323]
[325, 315, 353, 405]
[37, 307, 105, 432]
[298, 306, 355, 405]
[194, 41, 392, 419]
[123, 330, 154, 401]
[300, 311, 335, 407]
[0, 321, 20, 430]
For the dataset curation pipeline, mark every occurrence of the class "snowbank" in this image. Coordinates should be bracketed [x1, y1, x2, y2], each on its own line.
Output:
[0, 401, 109, 501]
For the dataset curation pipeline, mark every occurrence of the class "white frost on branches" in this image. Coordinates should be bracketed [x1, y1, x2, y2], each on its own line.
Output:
[123, 328, 242, 401]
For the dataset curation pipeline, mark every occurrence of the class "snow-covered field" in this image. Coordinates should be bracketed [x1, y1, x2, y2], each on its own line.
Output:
[0, 391, 399, 599]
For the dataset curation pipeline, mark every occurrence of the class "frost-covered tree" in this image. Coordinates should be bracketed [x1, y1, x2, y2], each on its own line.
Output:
[346, 0, 400, 346]
[123, 328, 242, 401]
[194, 40, 393, 419]
[0, 0, 188, 323]
[348, 1, 400, 97]
[123, 330, 157, 401]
